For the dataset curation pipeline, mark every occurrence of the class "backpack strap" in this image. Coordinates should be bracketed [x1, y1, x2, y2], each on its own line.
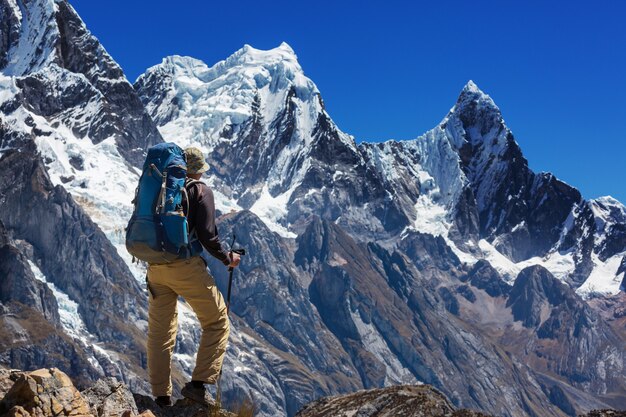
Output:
[182, 178, 205, 237]
[182, 179, 204, 213]
[184, 178, 204, 192]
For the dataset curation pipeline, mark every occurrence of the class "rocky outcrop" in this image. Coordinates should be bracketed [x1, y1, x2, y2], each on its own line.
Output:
[0, 368, 235, 417]
[0, 369, 24, 399]
[0, 368, 93, 416]
[582, 411, 626, 417]
[462, 260, 511, 297]
[295, 385, 492, 417]
[507, 266, 565, 328]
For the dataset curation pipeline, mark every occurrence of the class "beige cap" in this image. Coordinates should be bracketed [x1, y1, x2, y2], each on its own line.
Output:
[184, 147, 209, 174]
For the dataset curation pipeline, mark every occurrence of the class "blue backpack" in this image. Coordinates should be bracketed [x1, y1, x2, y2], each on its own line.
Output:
[125, 143, 202, 264]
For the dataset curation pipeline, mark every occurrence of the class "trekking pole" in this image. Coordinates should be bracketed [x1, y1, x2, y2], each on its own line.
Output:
[226, 234, 246, 312]
[216, 234, 246, 409]
[226, 235, 236, 313]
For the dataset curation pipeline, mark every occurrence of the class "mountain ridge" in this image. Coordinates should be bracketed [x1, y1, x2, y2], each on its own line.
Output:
[137, 43, 625, 297]
[1, 2, 625, 416]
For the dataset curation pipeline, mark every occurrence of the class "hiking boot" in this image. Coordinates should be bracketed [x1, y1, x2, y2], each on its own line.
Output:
[181, 382, 215, 407]
[155, 395, 172, 407]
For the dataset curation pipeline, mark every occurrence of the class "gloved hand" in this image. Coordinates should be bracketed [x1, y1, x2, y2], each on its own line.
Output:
[228, 252, 241, 268]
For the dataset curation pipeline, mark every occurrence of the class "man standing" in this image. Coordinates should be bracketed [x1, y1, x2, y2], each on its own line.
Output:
[146, 147, 240, 407]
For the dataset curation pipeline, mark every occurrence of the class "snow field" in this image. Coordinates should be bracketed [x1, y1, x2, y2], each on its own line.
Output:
[27, 260, 121, 376]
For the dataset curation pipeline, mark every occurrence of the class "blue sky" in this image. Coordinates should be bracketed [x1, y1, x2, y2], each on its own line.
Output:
[72, 0, 626, 202]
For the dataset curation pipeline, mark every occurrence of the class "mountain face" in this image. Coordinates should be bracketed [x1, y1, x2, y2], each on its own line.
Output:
[1, 1, 625, 417]
[0, 0, 165, 393]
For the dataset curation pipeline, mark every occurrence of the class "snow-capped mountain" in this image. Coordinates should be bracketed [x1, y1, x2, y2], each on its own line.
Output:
[137, 47, 625, 298]
[135, 44, 386, 240]
[1, 1, 625, 417]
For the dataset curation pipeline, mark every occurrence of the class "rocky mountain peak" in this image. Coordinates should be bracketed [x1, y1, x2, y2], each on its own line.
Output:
[456, 80, 500, 115]
[135, 42, 321, 148]
[445, 80, 505, 150]
[506, 265, 573, 327]
[0, 0, 125, 82]
[461, 79, 481, 93]
[590, 196, 626, 228]
[295, 384, 491, 417]
[0, 0, 161, 166]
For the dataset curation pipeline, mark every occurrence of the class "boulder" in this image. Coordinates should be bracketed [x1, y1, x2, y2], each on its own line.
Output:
[0, 368, 25, 399]
[82, 378, 137, 417]
[0, 368, 93, 416]
[0, 366, 240, 417]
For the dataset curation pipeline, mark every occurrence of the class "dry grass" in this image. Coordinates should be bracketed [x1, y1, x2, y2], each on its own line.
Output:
[233, 398, 255, 417]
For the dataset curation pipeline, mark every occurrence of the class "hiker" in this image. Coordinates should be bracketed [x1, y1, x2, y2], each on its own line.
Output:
[145, 147, 240, 407]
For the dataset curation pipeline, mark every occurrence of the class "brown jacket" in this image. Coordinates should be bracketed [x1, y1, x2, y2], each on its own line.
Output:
[184, 180, 229, 265]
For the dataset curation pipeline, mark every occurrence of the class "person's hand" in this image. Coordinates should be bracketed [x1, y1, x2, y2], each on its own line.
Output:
[228, 252, 241, 268]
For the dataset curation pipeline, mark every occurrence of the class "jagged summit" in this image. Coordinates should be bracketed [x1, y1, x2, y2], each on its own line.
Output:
[0, 0, 126, 82]
[135, 42, 323, 149]
[0, 0, 160, 166]
[230, 41, 299, 63]
[145, 42, 304, 85]
[453, 79, 501, 118]
[592, 195, 626, 210]
[199, 42, 309, 95]
[462, 79, 481, 93]
[589, 196, 626, 232]
[153, 55, 208, 77]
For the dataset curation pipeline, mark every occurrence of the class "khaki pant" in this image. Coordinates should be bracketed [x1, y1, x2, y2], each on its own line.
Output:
[146, 256, 230, 397]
